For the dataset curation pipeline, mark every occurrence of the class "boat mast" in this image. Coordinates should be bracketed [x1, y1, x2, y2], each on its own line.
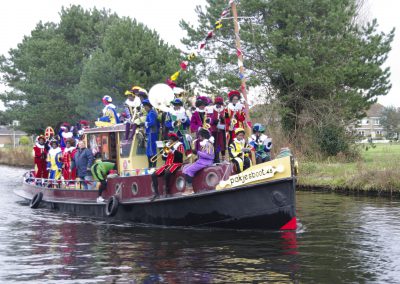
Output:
[230, 1, 251, 128]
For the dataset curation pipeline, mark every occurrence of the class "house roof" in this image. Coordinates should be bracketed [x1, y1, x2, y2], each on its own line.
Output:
[0, 126, 27, 135]
[366, 103, 384, 117]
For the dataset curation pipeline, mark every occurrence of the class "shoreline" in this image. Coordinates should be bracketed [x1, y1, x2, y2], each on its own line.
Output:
[2, 144, 399, 197]
[297, 185, 400, 198]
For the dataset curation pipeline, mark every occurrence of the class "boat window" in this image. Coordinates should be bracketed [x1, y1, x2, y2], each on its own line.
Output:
[119, 132, 132, 158]
[101, 134, 109, 160]
[135, 131, 146, 156]
[109, 132, 117, 160]
[88, 134, 101, 155]
[88, 133, 117, 162]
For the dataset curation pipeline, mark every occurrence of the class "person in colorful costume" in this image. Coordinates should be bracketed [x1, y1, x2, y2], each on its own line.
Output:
[225, 90, 246, 142]
[143, 99, 160, 168]
[62, 138, 77, 182]
[91, 152, 116, 203]
[122, 87, 146, 141]
[183, 128, 214, 191]
[47, 139, 63, 181]
[58, 123, 73, 151]
[166, 98, 191, 152]
[151, 132, 184, 199]
[208, 96, 227, 163]
[229, 128, 252, 173]
[33, 135, 48, 179]
[190, 96, 209, 134]
[248, 123, 272, 164]
[95, 95, 120, 127]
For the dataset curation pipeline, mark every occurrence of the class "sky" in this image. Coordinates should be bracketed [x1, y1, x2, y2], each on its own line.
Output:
[0, 0, 398, 107]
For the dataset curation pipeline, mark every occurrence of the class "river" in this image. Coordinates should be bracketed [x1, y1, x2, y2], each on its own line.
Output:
[1, 165, 400, 283]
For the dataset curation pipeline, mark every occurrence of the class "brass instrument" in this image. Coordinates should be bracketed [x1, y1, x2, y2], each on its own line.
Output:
[230, 109, 238, 130]
[203, 115, 211, 130]
[184, 138, 199, 162]
[150, 140, 179, 163]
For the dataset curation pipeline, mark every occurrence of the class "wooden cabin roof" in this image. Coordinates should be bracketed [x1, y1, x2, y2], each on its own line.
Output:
[84, 124, 125, 134]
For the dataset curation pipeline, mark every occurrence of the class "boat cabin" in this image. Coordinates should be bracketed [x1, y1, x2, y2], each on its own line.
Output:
[84, 125, 164, 176]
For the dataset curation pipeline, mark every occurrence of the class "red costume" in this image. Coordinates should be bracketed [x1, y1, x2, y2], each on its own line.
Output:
[151, 133, 185, 197]
[155, 141, 185, 175]
[208, 96, 227, 161]
[225, 90, 246, 141]
[33, 136, 48, 178]
[62, 146, 77, 181]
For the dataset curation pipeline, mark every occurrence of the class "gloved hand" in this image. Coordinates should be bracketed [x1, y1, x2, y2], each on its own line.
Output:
[145, 122, 149, 128]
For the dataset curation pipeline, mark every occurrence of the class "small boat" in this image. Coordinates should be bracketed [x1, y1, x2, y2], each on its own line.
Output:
[16, 124, 297, 230]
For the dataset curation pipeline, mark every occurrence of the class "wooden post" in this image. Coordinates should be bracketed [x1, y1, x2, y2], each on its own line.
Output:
[231, 1, 256, 165]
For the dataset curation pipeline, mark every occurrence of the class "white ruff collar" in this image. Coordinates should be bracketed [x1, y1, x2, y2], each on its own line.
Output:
[228, 102, 244, 111]
[35, 143, 45, 149]
[64, 146, 76, 153]
[49, 147, 62, 156]
[213, 105, 225, 112]
[234, 138, 245, 145]
[196, 108, 206, 113]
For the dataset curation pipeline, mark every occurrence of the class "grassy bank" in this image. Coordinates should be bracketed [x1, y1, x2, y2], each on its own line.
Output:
[0, 146, 32, 168]
[298, 144, 400, 195]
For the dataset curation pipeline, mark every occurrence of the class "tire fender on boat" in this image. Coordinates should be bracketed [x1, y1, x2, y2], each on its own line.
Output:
[30, 192, 43, 209]
[105, 195, 119, 217]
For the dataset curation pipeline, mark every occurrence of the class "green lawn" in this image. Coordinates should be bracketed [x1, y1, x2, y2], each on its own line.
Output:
[298, 144, 400, 194]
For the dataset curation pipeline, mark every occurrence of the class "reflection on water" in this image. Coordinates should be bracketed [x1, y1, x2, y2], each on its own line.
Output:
[1, 166, 400, 283]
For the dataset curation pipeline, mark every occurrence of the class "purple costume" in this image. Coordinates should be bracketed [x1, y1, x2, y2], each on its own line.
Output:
[183, 139, 214, 177]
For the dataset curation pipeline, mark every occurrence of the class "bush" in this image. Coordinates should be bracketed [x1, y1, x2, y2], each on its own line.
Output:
[314, 124, 350, 156]
[19, 136, 31, 146]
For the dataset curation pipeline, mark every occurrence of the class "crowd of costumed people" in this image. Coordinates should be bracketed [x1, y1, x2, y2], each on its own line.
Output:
[32, 84, 272, 201]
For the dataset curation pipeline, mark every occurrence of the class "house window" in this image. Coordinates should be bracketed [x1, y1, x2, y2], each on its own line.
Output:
[362, 119, 369, 125]
[358, 131, 364, 136]
[376, 130, 381, 135]
[374, 119, 380, 125]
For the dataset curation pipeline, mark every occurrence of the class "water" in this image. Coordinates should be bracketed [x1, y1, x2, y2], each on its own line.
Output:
[1, 166, 400, 283]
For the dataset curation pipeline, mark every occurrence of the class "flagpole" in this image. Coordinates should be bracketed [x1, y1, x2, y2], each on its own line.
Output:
[230, 1, 251, 125]
[231, 1, 256, 165]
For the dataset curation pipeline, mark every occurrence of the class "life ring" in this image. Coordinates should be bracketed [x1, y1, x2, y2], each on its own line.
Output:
[105, 195, 119, 217]
[30, 192, 43, 209]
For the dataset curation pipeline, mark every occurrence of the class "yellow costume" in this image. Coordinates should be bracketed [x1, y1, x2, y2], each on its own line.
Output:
[229, 128, 252, 173]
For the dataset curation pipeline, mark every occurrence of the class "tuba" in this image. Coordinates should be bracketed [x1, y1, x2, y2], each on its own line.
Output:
[148, 83, 175, 113]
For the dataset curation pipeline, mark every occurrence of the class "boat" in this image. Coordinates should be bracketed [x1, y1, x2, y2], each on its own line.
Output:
[16, 122, 297, 231]
[15, 3, 297, 231]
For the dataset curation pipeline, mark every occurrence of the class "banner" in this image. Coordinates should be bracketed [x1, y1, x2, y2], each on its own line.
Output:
[216, 164, 284, 190]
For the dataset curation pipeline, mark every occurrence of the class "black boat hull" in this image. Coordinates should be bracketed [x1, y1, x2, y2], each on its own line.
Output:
[17, 177, 296, 230]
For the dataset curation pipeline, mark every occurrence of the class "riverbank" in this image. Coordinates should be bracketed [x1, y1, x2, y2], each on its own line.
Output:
[297, 144, 400, 196]
[0, 146, 32, 167]
[2, 143, 400, 195]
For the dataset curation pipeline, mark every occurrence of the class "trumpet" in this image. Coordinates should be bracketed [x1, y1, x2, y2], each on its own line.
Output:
[150, 140, 178, 163]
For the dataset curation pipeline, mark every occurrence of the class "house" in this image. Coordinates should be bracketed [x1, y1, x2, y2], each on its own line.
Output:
[353, 103, 386, 138]
[0, 125, 28, 147]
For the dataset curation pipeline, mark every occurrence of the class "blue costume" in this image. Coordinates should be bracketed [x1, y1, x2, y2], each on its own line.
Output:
[248, 124, 272, 164]
[143, 99, 159, 167]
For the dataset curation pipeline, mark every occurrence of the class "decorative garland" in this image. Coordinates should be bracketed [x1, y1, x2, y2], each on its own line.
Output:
[166, 0, 241, 88]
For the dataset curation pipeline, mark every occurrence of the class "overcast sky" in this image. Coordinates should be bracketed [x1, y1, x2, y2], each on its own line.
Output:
[0, 0, 398, 107]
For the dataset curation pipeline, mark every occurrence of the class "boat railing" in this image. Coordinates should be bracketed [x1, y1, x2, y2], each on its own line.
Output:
[121, 168, 156, 177]
[23, 171, 96, 190]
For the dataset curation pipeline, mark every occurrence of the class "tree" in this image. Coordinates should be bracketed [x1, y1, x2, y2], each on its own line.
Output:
[381, 106, 400, 139]
[181, 0, 394, 155]
[0, 6, 113, 134]
[0, 5, 188, 134]
[74, 17, 188, 120]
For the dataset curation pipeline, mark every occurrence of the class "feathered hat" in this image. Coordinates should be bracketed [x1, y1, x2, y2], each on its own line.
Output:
[228, 90, 241, 101]
[214, 96, 224, 104]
